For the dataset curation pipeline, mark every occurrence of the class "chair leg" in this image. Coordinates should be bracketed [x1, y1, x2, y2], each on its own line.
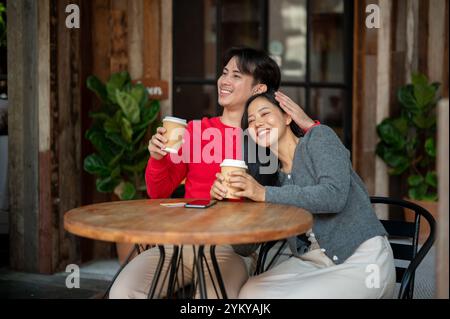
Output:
[103, 244, 140, 299]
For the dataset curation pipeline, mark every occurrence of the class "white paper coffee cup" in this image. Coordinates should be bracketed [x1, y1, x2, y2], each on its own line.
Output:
[162, 116, 187, 153]
[220, 159, 248, 199]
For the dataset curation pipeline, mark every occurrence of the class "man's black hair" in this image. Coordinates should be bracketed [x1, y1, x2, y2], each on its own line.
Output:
[222, 46, 281, 91]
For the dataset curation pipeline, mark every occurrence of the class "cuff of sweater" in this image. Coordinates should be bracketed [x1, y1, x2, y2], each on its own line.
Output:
[303, 120, 321, 134]
[148, 156, 171, 171]
[265, 186, 281, 204]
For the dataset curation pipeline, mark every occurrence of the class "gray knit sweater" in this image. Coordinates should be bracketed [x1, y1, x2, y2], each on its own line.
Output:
[234, 125, 387, 264]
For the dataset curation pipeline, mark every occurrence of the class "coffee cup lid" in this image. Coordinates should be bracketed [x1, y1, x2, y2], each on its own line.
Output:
[163, 116, 187, 126]
[220, 159, 248, 169]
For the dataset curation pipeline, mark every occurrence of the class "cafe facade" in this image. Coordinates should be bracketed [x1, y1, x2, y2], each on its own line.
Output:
[4, 0, 448, 297]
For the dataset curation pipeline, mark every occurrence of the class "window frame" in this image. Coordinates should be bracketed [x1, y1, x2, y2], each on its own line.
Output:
[172, 0, 354, 149]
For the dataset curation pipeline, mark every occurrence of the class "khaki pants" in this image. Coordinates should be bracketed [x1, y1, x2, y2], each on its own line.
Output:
[239, 236, 396, 299]
[109, 244, 249, 299]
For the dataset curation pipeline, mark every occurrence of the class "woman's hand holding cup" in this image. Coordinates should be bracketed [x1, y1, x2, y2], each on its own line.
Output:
[148, 127, 168, 160]
[210, 173, 228, 200]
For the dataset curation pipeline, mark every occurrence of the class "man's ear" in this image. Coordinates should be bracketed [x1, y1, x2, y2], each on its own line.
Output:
[252, 84, 267, 95]
[285, 114, 293, 126]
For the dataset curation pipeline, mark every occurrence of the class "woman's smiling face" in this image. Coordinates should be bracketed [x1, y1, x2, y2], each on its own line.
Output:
[247, 97, 290, 148]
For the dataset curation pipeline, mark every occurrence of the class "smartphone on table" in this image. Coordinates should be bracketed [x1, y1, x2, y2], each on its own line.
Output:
[185, 200, 217, 209]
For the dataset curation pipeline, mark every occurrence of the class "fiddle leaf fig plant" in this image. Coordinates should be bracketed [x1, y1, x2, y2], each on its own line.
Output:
[376, 73, 440, 201]
[84, 72, 160, 200]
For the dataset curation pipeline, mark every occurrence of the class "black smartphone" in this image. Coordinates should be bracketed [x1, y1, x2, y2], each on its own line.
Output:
[185, 200, 217, 209]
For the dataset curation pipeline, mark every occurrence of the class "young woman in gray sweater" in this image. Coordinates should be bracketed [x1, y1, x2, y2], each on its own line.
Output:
[211, 91, 396, 299]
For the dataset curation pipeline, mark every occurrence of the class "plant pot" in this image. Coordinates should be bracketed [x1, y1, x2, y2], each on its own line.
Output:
[403, 198, 438, 244]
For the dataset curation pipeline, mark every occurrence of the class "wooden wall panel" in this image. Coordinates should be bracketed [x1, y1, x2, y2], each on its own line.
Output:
[56, 0, 83, 271]
[38, 0, 52, 274]
[8, 0, 27, 271]
[128, 0, 144, 80]
[352, 0, 447, 219]
[92, 0, 112, 83]
[110, 1, 128, 73]
[143, 0, 161, 79]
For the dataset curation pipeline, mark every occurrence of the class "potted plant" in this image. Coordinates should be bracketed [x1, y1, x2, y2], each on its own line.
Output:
[84, 71, 160, 262]
[376, 72, 440, 242]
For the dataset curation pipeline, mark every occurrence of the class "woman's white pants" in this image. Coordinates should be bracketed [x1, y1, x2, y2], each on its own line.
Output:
[238, 236, 396, 299]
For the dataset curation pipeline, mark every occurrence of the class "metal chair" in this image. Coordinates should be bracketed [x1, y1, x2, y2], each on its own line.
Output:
[370, 196, 436, 299]
[254, 196, 436, 299]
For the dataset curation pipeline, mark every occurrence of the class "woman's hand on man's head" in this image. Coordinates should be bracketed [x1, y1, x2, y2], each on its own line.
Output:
[274, 91, 316, 131]
[229, 171, 266, 202]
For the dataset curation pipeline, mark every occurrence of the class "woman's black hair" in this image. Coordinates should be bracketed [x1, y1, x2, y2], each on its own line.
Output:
[242, 91, 304, 138]
[222, 46, 281, 91]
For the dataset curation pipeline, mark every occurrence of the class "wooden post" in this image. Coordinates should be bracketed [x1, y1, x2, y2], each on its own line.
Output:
[374, 0, 392, 219]
[160, 0, 173, 117]
[427, 0, 447, 89]
[405, 0, 419, 80]
[352, 0, 378, 195]
[143, 0, 161, 80]
[8, 0, 51, 272]
[128, 0, 144, 80]
[436, 99, 449, 299]
[111, 0, 128, 73]
[55, 0, 83, 271]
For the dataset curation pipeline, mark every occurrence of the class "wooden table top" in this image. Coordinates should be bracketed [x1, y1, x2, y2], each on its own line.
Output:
[64, 199, 313, 245]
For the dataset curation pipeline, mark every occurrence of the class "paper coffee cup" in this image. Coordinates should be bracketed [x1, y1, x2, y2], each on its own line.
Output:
[220, 159, 248, 199]
[162, 116, 187, 153]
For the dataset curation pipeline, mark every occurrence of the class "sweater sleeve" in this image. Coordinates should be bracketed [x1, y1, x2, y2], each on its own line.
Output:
[265, 125, 351, 214]
[145, 156, 187, 199]
[145, 122, 191, 199]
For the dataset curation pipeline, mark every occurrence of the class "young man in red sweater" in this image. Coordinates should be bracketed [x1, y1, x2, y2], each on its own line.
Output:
[110, 47, 282, 299]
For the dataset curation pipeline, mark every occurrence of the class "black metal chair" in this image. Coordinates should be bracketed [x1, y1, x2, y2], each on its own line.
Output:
[254, 196, 436, 299]
[370, 196, 436, 299]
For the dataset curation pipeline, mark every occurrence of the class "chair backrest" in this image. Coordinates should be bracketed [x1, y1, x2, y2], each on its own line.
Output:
[370, 196, 436, 299]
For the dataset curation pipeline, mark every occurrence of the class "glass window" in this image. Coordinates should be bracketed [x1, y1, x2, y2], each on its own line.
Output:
[310, 0, 344, 83]
[173, 84, 217, 121]
[173, 0, 217, 79]
[269, 0, 307, 81]
[220, 0, 263, 56]
[278, 86, 306, 110]
[173, 0, 353, 148]
[310, 88, 345, 140]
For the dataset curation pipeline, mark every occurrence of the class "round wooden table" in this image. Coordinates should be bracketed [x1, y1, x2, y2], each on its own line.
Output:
[64, 199, 313, 299]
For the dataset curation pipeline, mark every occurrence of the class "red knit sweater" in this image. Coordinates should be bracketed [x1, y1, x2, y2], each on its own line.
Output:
[145, 117, 242, 199]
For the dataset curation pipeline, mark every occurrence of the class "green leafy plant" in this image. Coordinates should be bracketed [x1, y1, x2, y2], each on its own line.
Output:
[0, 3, 6, 49]
[84, 72, 160, 200]
[376, 73, 440, 201]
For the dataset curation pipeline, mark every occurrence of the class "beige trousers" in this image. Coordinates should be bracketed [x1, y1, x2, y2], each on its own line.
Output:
[109, 244, 249, 299]
[239, 236, 396, 299]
